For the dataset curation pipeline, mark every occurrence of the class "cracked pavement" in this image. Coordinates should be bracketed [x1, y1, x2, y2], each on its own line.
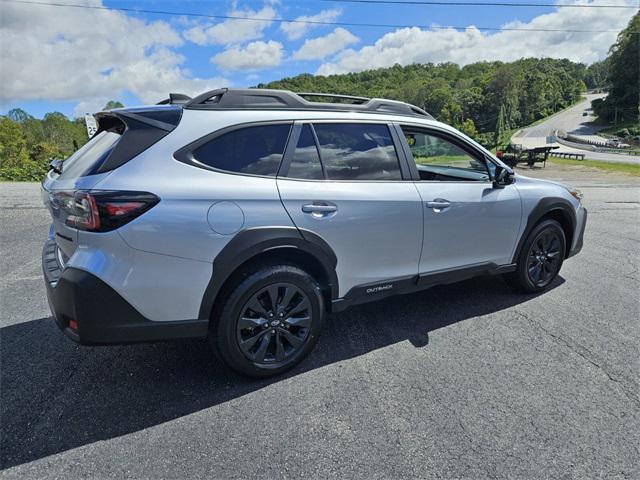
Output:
[1, 164, 639, 479]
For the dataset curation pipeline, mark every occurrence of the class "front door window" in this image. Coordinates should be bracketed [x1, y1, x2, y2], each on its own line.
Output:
[403, 129, 490, 182]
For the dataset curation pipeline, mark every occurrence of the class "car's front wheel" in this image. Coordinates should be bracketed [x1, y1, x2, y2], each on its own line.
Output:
[507, 219, 566, 293]
[211, 264, 324, 377]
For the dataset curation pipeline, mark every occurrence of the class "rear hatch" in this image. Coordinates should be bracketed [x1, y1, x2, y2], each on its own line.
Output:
[42, 106, 182, 263]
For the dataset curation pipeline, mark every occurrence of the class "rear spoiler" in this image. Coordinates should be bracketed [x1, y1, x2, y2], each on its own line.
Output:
[157, 93, 192, 105]
[91, 107, 182, 174]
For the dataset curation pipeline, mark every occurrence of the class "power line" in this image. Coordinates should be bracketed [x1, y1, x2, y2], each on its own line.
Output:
[321, 0, 640, 8]
[3, 0, 633, 33]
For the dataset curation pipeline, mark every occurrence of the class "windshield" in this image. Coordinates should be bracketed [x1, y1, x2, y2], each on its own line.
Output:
[58, 130, 121, 180]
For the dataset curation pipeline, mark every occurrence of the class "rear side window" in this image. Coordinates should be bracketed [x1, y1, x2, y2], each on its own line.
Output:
[313, 123, 401, 181]
[192, 124, 291, 176]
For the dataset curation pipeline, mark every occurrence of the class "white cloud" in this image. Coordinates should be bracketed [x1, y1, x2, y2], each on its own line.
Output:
[0, 0, 227, 110]
[211, 41, 284, 71]
[293, 28, 359, 61]
[280, 8, 342, 40]
[317, 1, 638, 75]
[184, 5, 277, 46]
[73, 98, 110, 117]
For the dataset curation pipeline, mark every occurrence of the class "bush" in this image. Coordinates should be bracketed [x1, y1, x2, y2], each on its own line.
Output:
[1, 110, 86, 181]
[0, 161, 49, 181]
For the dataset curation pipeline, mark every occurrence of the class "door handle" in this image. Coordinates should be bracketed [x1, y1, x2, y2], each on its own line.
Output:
[302, 203, 338, 214]
[426, 200, 451, 209]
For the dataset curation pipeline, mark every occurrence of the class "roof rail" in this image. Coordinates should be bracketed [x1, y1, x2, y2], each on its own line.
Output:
[183, 88, 433, 119]
[297, 92, 370, 104]
[157, 93, 192, 105]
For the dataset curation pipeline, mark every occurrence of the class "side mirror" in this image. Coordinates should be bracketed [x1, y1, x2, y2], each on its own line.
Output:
[493, 166, 514, 188]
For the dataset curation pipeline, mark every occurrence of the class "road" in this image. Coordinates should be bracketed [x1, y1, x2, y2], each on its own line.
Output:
[1, 175, 639, 479]
[513, 94, 640, 164]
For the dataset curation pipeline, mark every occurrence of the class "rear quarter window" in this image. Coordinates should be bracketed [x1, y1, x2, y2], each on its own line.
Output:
[191, 124, 292, 177]
[58, 130, 121, 180]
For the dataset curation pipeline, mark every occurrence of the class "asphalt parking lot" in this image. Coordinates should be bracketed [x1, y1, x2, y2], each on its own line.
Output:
[1, 164, 639, 479]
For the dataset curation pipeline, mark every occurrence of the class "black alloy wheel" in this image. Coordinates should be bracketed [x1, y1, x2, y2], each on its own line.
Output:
[236, 283, 312, 365]
[212, 264, 324, 377]
[505, 218, 566, 293]
[526, 229, 563, 288]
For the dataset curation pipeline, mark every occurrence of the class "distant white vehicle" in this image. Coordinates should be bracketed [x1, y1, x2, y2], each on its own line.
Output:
[605, 139, 630, 148]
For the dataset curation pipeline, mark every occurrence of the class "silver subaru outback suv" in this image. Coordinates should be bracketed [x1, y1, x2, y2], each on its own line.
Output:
[42, 89, 587, 377]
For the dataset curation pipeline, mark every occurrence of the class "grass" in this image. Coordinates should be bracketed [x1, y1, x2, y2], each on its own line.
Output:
[548, 157, 640, 177]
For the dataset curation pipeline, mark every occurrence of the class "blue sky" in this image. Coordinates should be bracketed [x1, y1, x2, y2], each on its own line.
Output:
[1, 0, 637, 118]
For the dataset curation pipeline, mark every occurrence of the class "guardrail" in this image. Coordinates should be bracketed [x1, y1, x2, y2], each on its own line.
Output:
[550, 152, 585, 160]
[554, 130, 640, 156]
[565, 133, 608, 148]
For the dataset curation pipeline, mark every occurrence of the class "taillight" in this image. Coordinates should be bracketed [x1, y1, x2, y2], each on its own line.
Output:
[54, 190, 159, 232]
[68, 192, 101, 231]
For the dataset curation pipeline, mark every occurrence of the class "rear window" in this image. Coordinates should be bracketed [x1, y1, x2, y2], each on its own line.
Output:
[313, 123, 401, 180]
[192, 124, 291, 177]
[58, 130, 121, 180]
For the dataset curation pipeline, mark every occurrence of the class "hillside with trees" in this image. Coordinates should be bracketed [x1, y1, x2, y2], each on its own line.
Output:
[0, 53, 619, 181]
[261, 58, 599, 146]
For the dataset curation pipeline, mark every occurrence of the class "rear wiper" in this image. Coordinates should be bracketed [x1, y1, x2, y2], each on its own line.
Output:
[49, 159, 63, 174]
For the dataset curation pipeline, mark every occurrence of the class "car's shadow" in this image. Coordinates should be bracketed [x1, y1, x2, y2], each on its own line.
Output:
[1, 275, 563, 469]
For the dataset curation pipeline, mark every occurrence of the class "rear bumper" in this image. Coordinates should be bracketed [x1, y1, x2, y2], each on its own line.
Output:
[43, 240, 208, 345]
[568, 207, 587, 258]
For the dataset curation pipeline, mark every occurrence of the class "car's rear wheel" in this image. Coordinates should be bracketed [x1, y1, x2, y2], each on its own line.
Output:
[506, 219, 566, 293]
[210, 264, 324, 377]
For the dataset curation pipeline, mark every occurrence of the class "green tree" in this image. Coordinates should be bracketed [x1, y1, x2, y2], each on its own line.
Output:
[584, 60, 609, 90]
[460, 119, 478, 139]
[608, 12, 639, 121]
[31, 142, 63, 164]
[6, 108, 33, 123]
[0, 117, 50, 180]
[593, 12, 640, 123]
[41, 112, 86, 155]
[493, 104, 507, 147]
[103, 100, 125, 110]
[0, 117, 30, 169]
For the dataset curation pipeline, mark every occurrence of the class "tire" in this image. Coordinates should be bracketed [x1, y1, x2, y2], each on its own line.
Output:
[210, 264, 325, 378]
[506, 219, 566, 293]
